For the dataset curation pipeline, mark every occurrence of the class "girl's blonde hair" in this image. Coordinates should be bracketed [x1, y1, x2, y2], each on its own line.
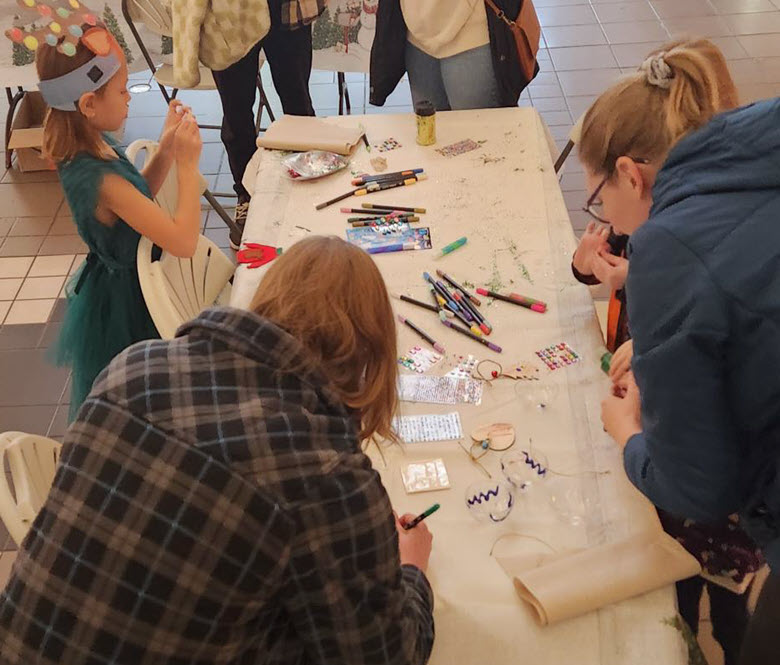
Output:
[579, 38, 738, 176]
[35, 26, 110, 163]
[250, 236, 398, 443]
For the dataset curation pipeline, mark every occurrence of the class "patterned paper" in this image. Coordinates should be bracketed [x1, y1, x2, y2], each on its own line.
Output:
[398, 375, 483, 405]
[392, 412, 463, 443]
[436, 139, 482, 157]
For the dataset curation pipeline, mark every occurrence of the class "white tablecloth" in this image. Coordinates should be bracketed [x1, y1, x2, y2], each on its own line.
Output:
[231, 108, 688, 665]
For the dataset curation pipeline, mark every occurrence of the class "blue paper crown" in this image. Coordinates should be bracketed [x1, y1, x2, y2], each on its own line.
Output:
[38, 51, 120, 111]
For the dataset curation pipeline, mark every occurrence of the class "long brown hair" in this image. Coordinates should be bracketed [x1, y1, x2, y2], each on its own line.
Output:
[579, 38, 738, 176]
[35, 27, 109, 163]
[250, 236, 398, 443]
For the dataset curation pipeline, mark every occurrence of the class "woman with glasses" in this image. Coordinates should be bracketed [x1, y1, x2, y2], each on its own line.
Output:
[576, 39, 767, 665]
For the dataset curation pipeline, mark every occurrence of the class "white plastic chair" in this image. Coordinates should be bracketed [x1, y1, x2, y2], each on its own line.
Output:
[554, 112, 585, 174]
[0, 432, 61, 546]
[120, 0, 274, 134]
[125, 137, 240, 239]
[126, 140, 234, 339]
[137, 234, 234, 339]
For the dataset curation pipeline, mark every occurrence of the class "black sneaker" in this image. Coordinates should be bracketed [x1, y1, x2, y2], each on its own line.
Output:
[229, 199, 250, 251]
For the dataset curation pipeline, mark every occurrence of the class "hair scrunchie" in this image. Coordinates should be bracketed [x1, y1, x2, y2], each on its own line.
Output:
[640, 53, 674, 89]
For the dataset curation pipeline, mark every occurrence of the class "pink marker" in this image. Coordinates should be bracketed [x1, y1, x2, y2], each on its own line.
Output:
[476, 288, 547, 313]
[397, 314, 445, 353]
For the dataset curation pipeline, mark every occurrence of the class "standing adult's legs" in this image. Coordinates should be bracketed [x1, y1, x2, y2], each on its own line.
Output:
[739, 571, 780, 665]
[708, 581, 749, 665]
[212, 42, 262, 200]
[262, 0, 315, 116]
[439, 43, 501, 110]
[405, 41, 450, 111]
[676, 575, 705, 635]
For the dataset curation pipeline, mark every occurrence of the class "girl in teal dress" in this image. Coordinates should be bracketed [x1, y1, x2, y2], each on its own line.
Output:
[35, 25, 204, 419]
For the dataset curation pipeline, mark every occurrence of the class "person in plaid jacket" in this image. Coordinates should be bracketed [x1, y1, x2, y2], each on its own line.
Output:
[0, 236, 435, 665]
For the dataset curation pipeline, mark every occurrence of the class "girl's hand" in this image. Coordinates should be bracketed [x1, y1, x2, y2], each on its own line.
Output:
[601, 372, 642, 448]
[608, 339, 634, 383]
[573, 222, 610, 276]
[173, 113, 202, 168]
[591, 251, 629, 291]
[159, 100, 192, 150]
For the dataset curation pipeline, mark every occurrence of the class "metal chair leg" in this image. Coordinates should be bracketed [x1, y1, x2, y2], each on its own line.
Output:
[337, 72, 352, 116]
[203, 189, 240, 236]
[5, 87, 26, 170]
[554, 139, 575, 174]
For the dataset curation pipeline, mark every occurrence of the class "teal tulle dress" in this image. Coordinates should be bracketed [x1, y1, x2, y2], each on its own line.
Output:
[54, 136, 159, 420]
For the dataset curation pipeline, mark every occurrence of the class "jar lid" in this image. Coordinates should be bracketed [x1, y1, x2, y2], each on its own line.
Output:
[415, 100, 435, 117]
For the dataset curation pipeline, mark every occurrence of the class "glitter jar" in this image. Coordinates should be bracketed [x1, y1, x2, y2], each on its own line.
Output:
[415, 100, 436, 146]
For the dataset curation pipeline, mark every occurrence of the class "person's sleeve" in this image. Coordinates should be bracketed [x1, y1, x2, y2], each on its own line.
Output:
[571, 259, 601, 285]
[624, 225, 743, 522]
[282, 460, 434, 665]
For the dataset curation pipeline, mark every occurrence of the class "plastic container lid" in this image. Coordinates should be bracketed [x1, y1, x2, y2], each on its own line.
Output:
[415, 100, 435, 117]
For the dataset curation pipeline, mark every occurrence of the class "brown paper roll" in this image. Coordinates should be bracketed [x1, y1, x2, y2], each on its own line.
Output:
[496, 530, 701, 625]
[256, 116, 364, 155]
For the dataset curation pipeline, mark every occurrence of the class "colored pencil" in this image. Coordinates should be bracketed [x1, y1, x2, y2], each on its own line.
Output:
[398, 314, 445, 353]
[363, 203, 427, 214]
[436, 270, 481, 306]
[441, 319, 502, 353]
[476, 288, 547, 313]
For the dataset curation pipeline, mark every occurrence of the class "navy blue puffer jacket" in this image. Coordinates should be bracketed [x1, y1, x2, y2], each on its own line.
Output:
[625, 98, 780, 570]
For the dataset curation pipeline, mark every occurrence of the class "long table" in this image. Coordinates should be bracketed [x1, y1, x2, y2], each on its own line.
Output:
[230, 108, 687, 665]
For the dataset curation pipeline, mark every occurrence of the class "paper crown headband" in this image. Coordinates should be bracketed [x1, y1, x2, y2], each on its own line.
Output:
[5, 1, 123, 111]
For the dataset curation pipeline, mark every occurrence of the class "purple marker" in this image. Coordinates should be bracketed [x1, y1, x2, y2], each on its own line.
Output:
[441, 319, 502, 353]
[398, 314, 445, 353]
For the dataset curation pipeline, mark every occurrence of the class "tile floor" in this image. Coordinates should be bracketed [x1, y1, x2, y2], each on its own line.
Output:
[3, 0, 780, 658]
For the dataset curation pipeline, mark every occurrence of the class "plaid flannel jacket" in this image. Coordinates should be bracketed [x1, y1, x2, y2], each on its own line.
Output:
[281, 0, 328, 27]
[0, 307, 435, 665]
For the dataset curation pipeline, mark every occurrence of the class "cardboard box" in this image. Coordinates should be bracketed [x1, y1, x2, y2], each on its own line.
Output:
[8, 91, 55, 172]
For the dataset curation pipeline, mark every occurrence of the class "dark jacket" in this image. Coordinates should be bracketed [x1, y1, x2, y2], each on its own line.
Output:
[0, 307, 435, 665]
[369, 0, 537, 107]
[571, 230, 630, 352]
[624, 98, 780, 571]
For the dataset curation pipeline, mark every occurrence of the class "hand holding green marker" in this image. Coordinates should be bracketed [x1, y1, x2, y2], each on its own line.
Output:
[439, 236, 467, 258]
[403, 503, 441, 530]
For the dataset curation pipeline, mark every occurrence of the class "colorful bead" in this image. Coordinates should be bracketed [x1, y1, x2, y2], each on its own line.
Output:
[22, 35, 38, 50]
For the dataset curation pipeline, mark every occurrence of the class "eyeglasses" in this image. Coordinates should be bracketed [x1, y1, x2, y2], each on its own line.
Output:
[582, 157, 650, 225]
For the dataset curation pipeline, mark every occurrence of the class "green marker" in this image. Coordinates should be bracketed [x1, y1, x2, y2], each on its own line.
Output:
[440, 236, 467, 257]
[403, 503, 441, 530]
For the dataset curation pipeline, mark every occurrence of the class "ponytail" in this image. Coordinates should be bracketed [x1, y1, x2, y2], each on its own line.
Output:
[579, 38, 737, 176]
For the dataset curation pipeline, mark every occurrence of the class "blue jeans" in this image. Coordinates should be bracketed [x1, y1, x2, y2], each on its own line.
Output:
[406, 41, 501, 111]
